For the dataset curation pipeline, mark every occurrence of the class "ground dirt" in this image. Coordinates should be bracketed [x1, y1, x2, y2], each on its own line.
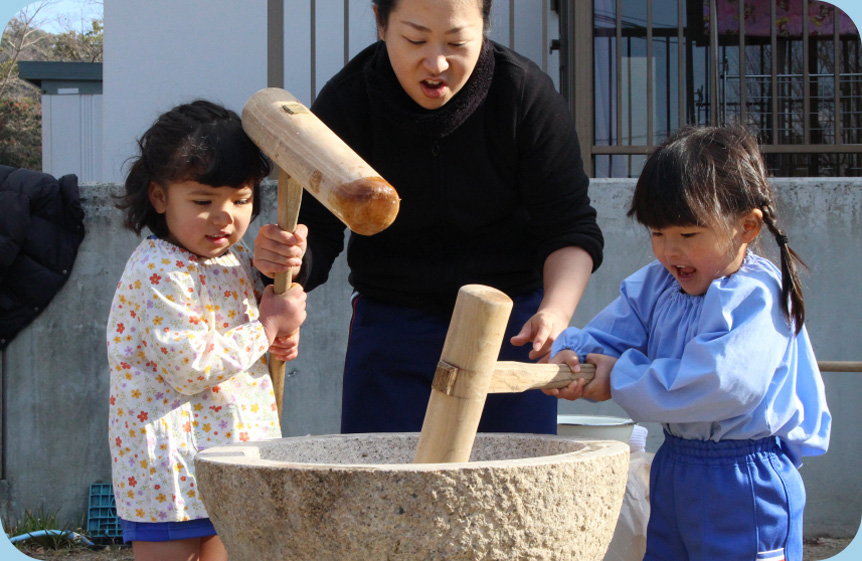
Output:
[801, 535, 857, 560]
[9, 535, 856, 560]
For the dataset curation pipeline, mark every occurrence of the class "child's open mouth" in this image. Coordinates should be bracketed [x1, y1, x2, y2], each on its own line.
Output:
[676, 265, 696, 279]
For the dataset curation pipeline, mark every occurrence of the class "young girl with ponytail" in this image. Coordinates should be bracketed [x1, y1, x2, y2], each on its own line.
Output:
[546, 125, 831, 561]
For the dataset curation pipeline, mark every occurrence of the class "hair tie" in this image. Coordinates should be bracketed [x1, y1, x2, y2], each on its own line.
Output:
[777, 234, 789, 246]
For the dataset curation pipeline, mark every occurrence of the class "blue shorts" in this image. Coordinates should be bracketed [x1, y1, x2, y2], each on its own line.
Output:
[645, 432, 805, 561]
[119, 517, 217, 543]
[340, 290, 557, 434]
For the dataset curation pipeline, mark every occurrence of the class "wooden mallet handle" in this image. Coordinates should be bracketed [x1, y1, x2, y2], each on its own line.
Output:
[487, 362, 596, 393]
[268, 168, 303, 421]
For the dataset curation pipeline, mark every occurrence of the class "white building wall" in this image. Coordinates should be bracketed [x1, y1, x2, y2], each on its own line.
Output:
[102, 0, 269, 182]
[102, 0, 558, 182]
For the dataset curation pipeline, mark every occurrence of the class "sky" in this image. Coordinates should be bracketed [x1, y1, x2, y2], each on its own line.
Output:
[3, 0, 101, 34]
[0, 0, 861, 560]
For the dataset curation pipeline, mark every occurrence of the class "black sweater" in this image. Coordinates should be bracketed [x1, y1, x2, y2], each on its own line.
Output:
[300, 40, 603, 316]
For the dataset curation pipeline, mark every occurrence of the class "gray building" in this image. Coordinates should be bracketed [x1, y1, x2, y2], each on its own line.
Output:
[17, 61, 103, 184]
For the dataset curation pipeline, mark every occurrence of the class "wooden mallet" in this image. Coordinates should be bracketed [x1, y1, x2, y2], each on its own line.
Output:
[242, 87, 400, 419]
[414, 285, 596, 464]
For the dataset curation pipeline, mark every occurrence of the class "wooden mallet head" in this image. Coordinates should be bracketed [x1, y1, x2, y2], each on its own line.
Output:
[242, 87, 400, 236]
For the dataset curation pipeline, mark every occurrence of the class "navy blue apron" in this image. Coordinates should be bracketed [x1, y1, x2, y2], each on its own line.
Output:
[340, 289, 557, 434]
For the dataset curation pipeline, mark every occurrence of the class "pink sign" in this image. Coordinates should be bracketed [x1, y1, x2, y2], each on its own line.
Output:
[705, 0, 859, 37]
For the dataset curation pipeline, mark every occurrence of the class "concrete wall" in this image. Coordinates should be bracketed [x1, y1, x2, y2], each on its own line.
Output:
[0, 179, 859, 538]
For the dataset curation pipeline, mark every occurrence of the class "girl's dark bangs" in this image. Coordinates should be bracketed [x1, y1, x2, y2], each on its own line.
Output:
[170, 123, 267, 188]
[632, 154, 700, 228]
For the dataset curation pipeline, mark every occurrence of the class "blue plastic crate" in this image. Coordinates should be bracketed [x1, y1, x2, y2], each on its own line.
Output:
[86, 483, 122, 540]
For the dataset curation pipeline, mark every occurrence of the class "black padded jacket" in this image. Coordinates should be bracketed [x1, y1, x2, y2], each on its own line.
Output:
[0, 166, 85, 349]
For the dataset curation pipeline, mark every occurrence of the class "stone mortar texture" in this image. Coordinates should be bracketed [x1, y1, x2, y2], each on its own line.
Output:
[195, 432, 629, 561]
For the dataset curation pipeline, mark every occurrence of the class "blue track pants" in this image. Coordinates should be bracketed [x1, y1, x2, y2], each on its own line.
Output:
[645, 432, 805, 561]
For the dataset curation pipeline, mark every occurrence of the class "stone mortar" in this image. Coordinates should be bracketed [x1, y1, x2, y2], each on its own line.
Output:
[196, 432, 629, 561]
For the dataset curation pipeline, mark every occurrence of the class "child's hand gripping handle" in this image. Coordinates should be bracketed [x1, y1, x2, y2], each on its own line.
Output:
[269, 168, 303, 420]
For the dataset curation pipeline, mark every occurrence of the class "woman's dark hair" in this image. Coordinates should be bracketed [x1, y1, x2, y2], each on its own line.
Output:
[116, 100, 271, 239]
[628, 125, 807, 332]
[373, 0, 492, 31]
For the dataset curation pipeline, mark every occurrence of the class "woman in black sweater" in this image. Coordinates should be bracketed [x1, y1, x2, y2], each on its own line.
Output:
[255, 0, 603, 434]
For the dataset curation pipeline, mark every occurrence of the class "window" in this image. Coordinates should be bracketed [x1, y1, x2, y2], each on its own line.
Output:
[564, 0, 862, 177]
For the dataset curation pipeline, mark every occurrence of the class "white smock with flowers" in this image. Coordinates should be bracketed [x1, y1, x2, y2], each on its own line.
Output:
[107, 237, 281, 523]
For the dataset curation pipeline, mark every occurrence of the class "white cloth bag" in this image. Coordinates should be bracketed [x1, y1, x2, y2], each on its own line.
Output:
[604, 425, 653, 561]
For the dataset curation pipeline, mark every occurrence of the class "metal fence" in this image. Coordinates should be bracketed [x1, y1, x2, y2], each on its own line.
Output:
[560, 0, 862, 178]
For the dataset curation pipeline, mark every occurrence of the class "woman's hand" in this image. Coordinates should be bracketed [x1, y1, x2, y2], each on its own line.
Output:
[253, 223, 308, 279]
[269, 330, 300, 362]
[511, 246, 594, 362]
[510, 309, 569, 362]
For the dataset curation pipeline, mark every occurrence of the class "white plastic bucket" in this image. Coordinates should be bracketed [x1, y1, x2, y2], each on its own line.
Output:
[557, 414, 636, 442]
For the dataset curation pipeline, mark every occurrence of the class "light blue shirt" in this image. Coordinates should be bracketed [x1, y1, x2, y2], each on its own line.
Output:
[552, 252, 831, 466]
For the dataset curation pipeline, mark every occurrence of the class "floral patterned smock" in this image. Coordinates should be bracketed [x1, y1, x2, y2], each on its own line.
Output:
[107, 237, 280, 523]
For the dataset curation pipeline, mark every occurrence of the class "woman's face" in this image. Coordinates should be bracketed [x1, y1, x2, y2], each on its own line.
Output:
[378, 0, 484, 110]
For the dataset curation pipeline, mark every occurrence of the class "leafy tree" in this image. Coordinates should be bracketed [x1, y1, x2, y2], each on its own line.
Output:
[0, 4, 49, 168]
[0, 98, 41, 169]
[0, 1, 103, 168]
[52, 19, 102, 63]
